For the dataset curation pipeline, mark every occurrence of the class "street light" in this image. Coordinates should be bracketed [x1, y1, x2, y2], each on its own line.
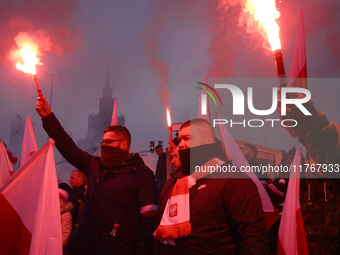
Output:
[43, 72, 63, 110]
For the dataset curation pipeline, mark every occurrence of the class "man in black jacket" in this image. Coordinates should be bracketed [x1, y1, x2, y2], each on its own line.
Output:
[36, 95, 158, 255]
[155, 145, 167, 193]
[68, 169, 87, 229]
[154, 118, 269, 254]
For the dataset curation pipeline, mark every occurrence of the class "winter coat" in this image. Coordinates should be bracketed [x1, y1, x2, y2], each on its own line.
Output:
[61, 210, 72, 247]
[42, 113, 158, 255]
[154, 144, 269, 255]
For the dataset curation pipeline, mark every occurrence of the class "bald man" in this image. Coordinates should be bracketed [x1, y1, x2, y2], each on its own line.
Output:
[68, 170, 87, 229]
[154, 119, 269, 255]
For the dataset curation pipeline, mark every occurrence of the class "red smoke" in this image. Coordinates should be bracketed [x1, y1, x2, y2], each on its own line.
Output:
[142, 1, 171, 108]
[207, 2, 240, 77]
[0, 0, 82, 66]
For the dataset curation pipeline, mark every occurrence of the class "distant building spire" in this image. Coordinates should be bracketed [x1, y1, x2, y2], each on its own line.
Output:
[103, 60, 112, 98]
[106, 60, 110, 87]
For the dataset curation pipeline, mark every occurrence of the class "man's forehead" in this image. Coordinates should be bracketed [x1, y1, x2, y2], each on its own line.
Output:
[179, 126, 191, 136]
[180, 124, 204, 136]
[103, 131, 118, 139]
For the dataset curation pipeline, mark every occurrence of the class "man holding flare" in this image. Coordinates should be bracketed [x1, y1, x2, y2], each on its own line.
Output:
[36, 94, 158, 255]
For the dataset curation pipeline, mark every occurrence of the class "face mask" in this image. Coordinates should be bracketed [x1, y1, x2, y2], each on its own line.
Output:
[179, 144, 218, 175]
[100, 146, 130, 170]
[178, 148, 191, 175]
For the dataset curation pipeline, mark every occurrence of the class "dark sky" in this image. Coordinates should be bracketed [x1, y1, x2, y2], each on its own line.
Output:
[0, 0, 339, 163]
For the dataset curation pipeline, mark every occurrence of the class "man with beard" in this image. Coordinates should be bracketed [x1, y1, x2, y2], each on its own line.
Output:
[154, 118, 269, 254]
[36, 95, 158, 255]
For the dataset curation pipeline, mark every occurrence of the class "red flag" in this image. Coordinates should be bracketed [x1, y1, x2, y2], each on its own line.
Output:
[111, 98, 117, 126]
[214, 111, 278, 229]
[277, 147, 309, 255]
[196, 76, 211, 123]
[19, 115, 38, 168]
[0, 138, 18, 165]
[0, 141, 15, 184]
[289, 11, 307, 88]
[0, 139, 62, 255]
[283, 12, 308, 139]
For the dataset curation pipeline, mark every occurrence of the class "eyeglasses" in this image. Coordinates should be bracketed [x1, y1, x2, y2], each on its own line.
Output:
[100, 139, 124, 145]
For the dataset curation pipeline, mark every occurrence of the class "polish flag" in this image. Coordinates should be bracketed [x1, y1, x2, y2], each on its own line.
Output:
[0, 139, 62, 254]
[214, 111, 278, 229]
[0, 141, 15, 185]
[288, 12, 307, 89]
[0, 138, 18, 165]
[19, 115, 38, 168]
[111, 98, 117, 125]
[277, 147, 309, 255]
[196, 76, 211, 123]
[282, 12, 307, 139]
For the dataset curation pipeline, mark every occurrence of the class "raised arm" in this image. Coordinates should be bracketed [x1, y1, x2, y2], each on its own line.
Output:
[36, 95, 93, 176]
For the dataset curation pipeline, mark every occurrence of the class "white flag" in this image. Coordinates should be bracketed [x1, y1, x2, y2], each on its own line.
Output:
[0, 139, 62, 255]
[19, 115, 38, 168]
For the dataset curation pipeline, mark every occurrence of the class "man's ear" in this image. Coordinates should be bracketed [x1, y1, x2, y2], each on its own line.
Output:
[205, 135, 214, 144]
[249, 151, 255, 158]
[120, 140, 129, 151]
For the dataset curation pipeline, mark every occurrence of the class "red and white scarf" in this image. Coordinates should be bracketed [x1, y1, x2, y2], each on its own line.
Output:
[154, 157, 224, 245]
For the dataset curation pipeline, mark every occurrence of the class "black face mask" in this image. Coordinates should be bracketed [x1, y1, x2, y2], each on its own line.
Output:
[179, 148, 190, 169]
[179, 144, 219, 175]
[178, 148, 191, 175]
[100, 146, 130, 170]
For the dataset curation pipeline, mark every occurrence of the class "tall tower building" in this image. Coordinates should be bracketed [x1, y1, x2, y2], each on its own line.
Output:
[77, 65, 125, 154]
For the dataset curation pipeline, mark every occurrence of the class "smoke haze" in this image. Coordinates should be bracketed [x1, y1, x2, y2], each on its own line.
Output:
[0, 0, 339, 169]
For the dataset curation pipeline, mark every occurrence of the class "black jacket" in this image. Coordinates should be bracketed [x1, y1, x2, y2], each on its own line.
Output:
[154, 144, 269, 255]
[68, 182, 86, 229]
[43, 113, 158, 255]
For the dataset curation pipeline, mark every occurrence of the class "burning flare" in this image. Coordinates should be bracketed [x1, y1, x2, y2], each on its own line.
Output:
[166, 107, 172, 128]
[9, 32, 43, 75]
[243, 0, 281, 51]
[166, 107, 173, 143]
[16, 45, 41, 75]
[9, 32, 44, 94]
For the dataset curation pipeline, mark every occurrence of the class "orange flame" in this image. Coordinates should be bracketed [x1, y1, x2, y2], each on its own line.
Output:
[16, 45, 41, 75]
[9, 32, 43, 75]
[166, 107, 172, 128]
[243, 0, 281, 51]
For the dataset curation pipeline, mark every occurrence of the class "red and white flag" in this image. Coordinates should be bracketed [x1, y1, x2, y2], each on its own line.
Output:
[0, 138, 18, 165]
[214, 111, 278, 229]
[282, 12, 307, 139]
[196, 76, 211, 123]
[19, 115, 38, 168]
[0, 141, 15, 185]
[288, 11, 307, 89]
[277, 147, 309, 255]
[111, 98, 117, 126]
[0, 139, 62, 255]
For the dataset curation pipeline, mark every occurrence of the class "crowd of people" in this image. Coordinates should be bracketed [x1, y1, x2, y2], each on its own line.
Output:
[35, 89, 340, 254]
